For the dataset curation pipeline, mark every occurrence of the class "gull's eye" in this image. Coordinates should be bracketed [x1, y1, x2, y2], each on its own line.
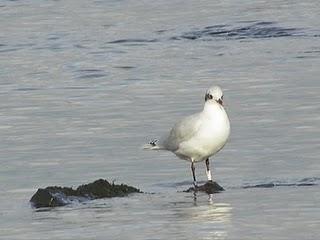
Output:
[221, 95, 224, 100]
[205, 93, 213, 101]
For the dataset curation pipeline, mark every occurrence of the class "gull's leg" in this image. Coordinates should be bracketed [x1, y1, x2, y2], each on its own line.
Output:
[205, 158, 212, 182]
[191, 162, 197, 188]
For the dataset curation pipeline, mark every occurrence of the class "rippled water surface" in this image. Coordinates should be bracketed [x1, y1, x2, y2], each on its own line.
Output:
[1, 0, 320, 239]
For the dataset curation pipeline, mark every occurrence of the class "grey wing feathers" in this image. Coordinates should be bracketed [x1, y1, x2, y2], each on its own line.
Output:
[162, 112, 203, 151]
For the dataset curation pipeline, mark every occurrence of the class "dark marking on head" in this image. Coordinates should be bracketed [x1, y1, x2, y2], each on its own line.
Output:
[205, 93, 213, 102]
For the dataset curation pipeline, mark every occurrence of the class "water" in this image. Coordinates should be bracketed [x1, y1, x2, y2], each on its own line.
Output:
[1, 0, 320, 239]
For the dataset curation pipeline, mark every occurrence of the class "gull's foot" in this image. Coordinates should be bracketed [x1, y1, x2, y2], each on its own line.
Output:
[184, 182, 199, 193]
[184, 186, 198, 193]
[193, 182, 198, 189]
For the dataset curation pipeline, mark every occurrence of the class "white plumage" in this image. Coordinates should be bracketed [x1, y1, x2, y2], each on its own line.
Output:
[144, 85, 230, 187]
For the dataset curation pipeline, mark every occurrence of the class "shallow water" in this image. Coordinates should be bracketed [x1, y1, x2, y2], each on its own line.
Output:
[1, 0, 320, 239]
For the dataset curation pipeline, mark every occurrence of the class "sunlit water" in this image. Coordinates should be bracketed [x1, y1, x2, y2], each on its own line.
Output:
[1, 0, 320, 239]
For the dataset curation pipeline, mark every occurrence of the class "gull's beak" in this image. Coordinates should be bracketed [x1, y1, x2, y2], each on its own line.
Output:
[217, 98, 223, 106]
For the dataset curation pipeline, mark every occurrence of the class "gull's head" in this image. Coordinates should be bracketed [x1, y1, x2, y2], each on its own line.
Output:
[205, 85, 224, 105]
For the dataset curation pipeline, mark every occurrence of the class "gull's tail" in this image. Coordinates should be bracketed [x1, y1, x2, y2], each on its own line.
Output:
[142, 139, 163, 150]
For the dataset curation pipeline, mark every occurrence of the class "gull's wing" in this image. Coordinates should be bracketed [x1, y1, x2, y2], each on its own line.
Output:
[161, 112, 203, 151]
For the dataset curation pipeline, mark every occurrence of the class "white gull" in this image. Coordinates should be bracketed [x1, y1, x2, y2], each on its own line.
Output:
[144, 85, 230, 187]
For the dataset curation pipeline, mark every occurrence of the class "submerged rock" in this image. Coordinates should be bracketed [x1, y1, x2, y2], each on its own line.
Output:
[30, 179, 141, 208]
[185, 181, 224, 194]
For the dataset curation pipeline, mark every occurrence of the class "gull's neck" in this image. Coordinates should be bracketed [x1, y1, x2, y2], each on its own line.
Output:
[203, 101, 223, 114]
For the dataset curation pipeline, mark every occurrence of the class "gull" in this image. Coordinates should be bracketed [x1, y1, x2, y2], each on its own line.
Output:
[144, 85, 230, 188]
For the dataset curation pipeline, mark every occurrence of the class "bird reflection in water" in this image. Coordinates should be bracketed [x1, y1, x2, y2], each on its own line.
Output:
[191, 190, 223, 206]
[169, 193, 232, 240]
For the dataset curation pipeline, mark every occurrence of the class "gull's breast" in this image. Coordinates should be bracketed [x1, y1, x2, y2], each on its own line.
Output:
[175, 107, 230, 162]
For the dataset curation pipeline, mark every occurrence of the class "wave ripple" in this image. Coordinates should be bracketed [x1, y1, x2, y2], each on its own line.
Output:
[243, 177, 320, 189]
[172, 21, 303, 41]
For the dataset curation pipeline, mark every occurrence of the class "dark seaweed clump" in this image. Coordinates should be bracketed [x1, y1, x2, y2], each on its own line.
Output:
[184, 181, 224, 194]
[30, 179, 141, 208]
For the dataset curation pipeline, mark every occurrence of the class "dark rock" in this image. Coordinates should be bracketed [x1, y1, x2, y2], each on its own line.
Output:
[30, 179, 141, 208]
[30, 188, 67, 208]
[184, 181, 225, 194]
